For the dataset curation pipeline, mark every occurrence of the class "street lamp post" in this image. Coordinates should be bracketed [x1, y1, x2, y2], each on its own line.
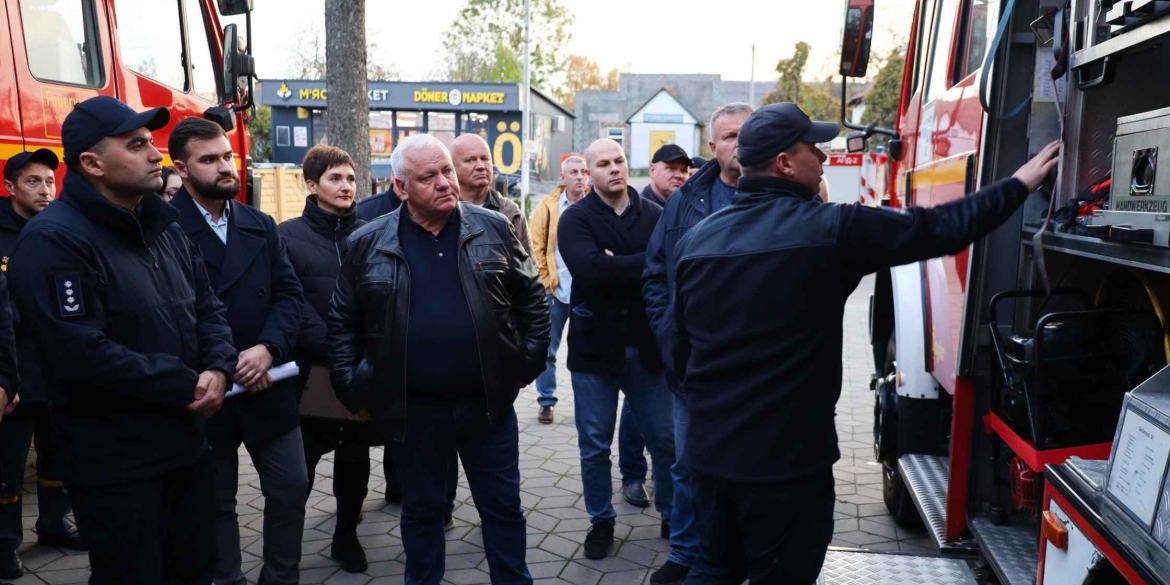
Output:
[520, 0, 532, 216]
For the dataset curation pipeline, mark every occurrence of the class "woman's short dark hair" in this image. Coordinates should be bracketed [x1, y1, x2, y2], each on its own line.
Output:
[302, 146, 355, 184]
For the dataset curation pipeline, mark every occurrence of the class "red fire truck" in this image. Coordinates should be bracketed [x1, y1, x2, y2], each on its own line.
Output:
[0, 0, 256, 199]
[837, 0, 1170, 583]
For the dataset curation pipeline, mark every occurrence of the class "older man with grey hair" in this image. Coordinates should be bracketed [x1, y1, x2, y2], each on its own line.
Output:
[640, 102, 754, 585]
[328, 133, 549, 584]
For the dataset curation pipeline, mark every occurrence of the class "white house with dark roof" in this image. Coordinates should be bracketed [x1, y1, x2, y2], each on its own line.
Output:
[625, 88, 703, 170]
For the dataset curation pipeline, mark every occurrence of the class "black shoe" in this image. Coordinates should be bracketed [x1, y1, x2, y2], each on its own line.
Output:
[650, 561, 690, 585]
[538, 405, 554, 424]
[623, 483, 650, 507]
[660, 520, 671, 539]
[38, 529, 87, 552]
[583, 523, 614, 560]
[0, 554, 24, 580]
[330, 530, 368, 573]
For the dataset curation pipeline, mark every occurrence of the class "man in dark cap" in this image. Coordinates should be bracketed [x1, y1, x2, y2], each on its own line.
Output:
[642, 144, 692, 206]
[687, 157, 706, 178]
[0, 148, 86, 580]
[7, 96, 238, 585]
[670, 102, 1060, 583]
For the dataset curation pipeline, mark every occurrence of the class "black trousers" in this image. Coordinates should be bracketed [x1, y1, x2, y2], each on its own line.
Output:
[69, 450, 216, 585]
[0, 401, 72, 555]
[302, 418, 373, 532]
[692, 468, 835, 585]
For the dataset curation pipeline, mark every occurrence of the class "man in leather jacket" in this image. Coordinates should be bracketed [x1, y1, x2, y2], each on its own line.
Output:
[327, 133, 548, 584]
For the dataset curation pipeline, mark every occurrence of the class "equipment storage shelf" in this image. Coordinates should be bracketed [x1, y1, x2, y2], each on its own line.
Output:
[1021, 227, 1170, 274]
[1071, 2, 1170, 70]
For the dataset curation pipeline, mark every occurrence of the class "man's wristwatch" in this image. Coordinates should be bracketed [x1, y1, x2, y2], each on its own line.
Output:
[262, 342, 282, 362]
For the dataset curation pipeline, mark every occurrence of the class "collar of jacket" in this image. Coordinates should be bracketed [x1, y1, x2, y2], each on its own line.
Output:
[60, 170, 179, 245]
[640, 183, 667, 206]
[374, 201, 484, 257]
[674, 158, 723, 215]
[302, 194, 359, 235]
[0, 197, 28, 234]
[170, 186, 267, 239]
[734, 176, 818, 204]
[583, 185, 643, 216]
[483, 189, 506, 211]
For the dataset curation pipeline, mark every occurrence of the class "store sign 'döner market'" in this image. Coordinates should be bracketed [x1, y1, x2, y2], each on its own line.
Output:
[263, 80, 519, 111]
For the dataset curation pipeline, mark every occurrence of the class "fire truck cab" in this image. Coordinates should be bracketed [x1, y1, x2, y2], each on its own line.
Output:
[843, 0, 1170, 583]
[0, 0, 255, 198]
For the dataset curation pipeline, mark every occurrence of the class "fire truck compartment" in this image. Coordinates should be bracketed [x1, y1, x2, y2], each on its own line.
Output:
[816, 549, 977, 585]
[968, 516, 1040, 585]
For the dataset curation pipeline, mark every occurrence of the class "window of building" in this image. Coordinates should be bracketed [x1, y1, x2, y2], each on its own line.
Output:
[428, 112, 456, 147]
[276, 126, 290, 147]
[115, 0, 186, 91]
[606, 127, 624, 149]
[462, 112, 490, 135]
[963, 0, 1000, 78]
[19, 0, 102, 87]
[923, 0, 962, 103]
[394, 111, 423, 147]
[184, 0, 219, 103]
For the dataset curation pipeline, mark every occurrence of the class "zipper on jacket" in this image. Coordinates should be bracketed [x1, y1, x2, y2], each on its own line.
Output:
[334, 217, 343, 265]
[148, 247, 158, 270]
[457, 228, 492, 424]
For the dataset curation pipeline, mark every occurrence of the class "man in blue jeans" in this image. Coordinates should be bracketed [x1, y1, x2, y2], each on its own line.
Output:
[558, 139, 675, 561]
[328, 134, 549, 584]
[642, 102, 754, 585]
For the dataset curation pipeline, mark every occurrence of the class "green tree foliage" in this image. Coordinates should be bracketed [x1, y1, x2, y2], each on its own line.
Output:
[552, 55, 621, 111]
[286, 24, 399, 81]
[442, 0, 573, 89]
[761, 42, 845, 131]
[248, 105, 273, 162]
[861, 47, 905, 141]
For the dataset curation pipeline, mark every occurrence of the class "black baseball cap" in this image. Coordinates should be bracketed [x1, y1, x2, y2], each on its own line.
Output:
[62, 96, 170, 164]
[691, 156, 708, 169]
[4, 149, 58, 182]
[736, 102, 840, 168]
[652, 144, 691, 165]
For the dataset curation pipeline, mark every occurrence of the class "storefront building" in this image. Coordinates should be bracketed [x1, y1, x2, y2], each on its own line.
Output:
[259, 80, 575, 183]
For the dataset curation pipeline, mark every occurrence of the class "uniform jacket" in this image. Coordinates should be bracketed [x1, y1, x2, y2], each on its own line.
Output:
[357, 190, 401, 221]
[0, 198, 33, 401]
[171, 188, 303, 448]
[557, 188, 663, 376]
[673, 176, 1031, 483]
[530, 185, 565, 292]
[327, 203, 549, 439]
[642, 159, 722, 392]
[277, 196, 364, 404]
[7, 171, 237, 485]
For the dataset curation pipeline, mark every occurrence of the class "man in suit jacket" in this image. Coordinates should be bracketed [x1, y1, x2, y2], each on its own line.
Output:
[168, 118, 308, 585]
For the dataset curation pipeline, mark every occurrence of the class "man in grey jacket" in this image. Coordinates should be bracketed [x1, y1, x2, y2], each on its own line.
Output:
[451, 134, 532, 256]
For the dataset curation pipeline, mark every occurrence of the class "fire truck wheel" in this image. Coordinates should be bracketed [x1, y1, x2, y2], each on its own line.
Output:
[883, 463, 922, 527]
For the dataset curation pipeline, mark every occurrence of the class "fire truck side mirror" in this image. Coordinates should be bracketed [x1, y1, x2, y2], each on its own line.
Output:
[217, 0, 253, 16]
[846, 132, 868, 154]
[839, 0, 875, 78]
[221, 24, 254, 109]
[887, 139, 905, 162]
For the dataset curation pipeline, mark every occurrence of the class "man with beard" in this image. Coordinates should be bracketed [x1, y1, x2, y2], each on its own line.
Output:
[7, 96, 236, 585]
[641, 144, 691, 206]
[168, 118, 307, 585]
[450, 134, 532, 255]
[0, 149, 69, 580]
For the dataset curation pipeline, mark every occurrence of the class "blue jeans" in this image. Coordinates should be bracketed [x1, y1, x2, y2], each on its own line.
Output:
[535, 295, 570, 407]
[571, 347, 675, 525]
[390, 397, 530, 585]
[618, 397, 648, 485]
[668, 395, 703, 569]
[214, 427, 310, 585]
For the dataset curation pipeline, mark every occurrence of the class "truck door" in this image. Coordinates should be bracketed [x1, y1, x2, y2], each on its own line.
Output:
[106, 0, 240, 170]
[6, 0, 115, 190]
[0, 4, 22, 191]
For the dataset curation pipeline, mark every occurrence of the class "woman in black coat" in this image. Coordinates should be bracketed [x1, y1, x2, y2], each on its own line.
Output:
[278, 146, 381, 574]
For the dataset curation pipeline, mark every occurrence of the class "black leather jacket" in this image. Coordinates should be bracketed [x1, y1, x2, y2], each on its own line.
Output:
[327, 202, 549, 439]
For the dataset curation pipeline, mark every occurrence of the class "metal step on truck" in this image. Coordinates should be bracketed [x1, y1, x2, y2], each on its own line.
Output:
[817, 0, 1170, 583]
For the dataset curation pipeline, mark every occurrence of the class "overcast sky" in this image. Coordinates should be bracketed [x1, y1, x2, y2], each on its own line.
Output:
[234, 0, 917, 85]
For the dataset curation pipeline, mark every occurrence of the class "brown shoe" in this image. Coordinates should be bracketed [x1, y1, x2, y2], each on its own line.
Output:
[538, 405, 554, 424]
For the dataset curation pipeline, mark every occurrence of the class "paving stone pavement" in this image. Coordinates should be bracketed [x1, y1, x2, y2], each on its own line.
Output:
[13, 274, 934, 584]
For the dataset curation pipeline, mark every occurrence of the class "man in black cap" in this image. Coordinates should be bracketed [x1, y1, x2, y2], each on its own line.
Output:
[687, 156, 706, 179]
[642, 144, 692, 206]
[7, 96, 238, 585]
[0, 148, 86, 580]
[670, 102, 1060, 583]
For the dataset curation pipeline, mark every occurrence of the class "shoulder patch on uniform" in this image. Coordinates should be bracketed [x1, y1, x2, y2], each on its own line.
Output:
[55, 274, 85, 318]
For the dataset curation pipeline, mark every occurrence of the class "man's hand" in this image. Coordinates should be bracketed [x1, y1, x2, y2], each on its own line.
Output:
[235, 344, 274, 391]
[1012, 141, 1061, 192]
[187, 370, 227, 418]
[0, 389, 15, 424]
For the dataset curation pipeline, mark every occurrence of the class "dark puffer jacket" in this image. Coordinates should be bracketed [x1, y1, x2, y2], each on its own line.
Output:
[278, 196, 365, 396]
